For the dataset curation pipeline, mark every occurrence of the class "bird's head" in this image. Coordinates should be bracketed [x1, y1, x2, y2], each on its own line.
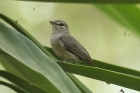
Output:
[50, 20, 69, 34]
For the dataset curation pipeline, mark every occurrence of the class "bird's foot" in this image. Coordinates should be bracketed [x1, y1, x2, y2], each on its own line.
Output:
[106, 82, 110, 85]
[72, 61, 76, 64]
[56, 60, 63, 63]
[69, 59, 76, 64]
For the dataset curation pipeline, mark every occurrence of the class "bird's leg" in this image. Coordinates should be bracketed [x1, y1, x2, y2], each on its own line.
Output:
[56, 60, 63, 63]
[106, 82, 110, 85]
[72, 61, 76, 64]
[63, 58, 76, 64]
[69, 59, 76, 64]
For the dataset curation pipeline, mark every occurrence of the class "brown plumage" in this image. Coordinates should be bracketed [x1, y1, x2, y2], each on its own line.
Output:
[50, 20, 96, 67]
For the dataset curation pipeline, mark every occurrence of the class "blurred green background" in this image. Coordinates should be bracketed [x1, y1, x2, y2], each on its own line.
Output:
[0, 1, 140, 93]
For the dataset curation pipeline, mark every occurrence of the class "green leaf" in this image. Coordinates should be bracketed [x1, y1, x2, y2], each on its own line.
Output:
[58, 62, 140, 91]
[44, 47, 92, 93]
[95, 5, 140, 35]
[0, 13, 56, 60]
[44, 47, 140, 91]
[0, 50, 60, 93]
[0, 49, 92, 93]
[66, 73, 92, 93]
[44, 47, 61, 60]
[17, 0, 140, 3]
[0, 80, 27, 93]
[93, 59, 140, 77]
[0, 22, 81, 93]
[0, 70, 49, 93]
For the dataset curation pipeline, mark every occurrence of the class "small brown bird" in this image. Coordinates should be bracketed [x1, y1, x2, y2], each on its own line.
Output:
[50, 20, 96, 66]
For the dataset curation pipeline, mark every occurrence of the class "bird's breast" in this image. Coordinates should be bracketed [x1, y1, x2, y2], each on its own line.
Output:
[50, 34, 79, 61]
[51, 34, 66, 58]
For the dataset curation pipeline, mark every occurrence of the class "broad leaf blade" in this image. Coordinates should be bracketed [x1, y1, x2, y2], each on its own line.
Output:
[0, 80, 27, 93]
[44, 47, 140, 91]
[0, 51, 60, 93]
[0, 13, 56, 59]
[93, 59, 140, 77]
[0, 70, 48, 93]
[0, 49, 92, 93]
[0, 22, 81, 93]
[58, 62, 140, 91]
[66, 73, 92, 93]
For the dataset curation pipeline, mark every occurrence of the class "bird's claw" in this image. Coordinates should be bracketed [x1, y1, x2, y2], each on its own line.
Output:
[56, 60, 63, 63]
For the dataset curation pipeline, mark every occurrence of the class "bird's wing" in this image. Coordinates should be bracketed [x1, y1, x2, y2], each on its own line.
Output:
[59, 34, 96, 66]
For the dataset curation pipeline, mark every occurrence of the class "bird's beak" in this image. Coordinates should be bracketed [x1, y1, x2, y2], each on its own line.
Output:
[50, 21, 54, 25]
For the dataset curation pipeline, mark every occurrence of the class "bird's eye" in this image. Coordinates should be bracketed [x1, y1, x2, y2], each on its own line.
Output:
[59, 22, 64, 26]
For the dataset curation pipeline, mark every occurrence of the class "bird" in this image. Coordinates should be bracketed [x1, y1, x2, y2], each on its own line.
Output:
[50, 20, 96, 67]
